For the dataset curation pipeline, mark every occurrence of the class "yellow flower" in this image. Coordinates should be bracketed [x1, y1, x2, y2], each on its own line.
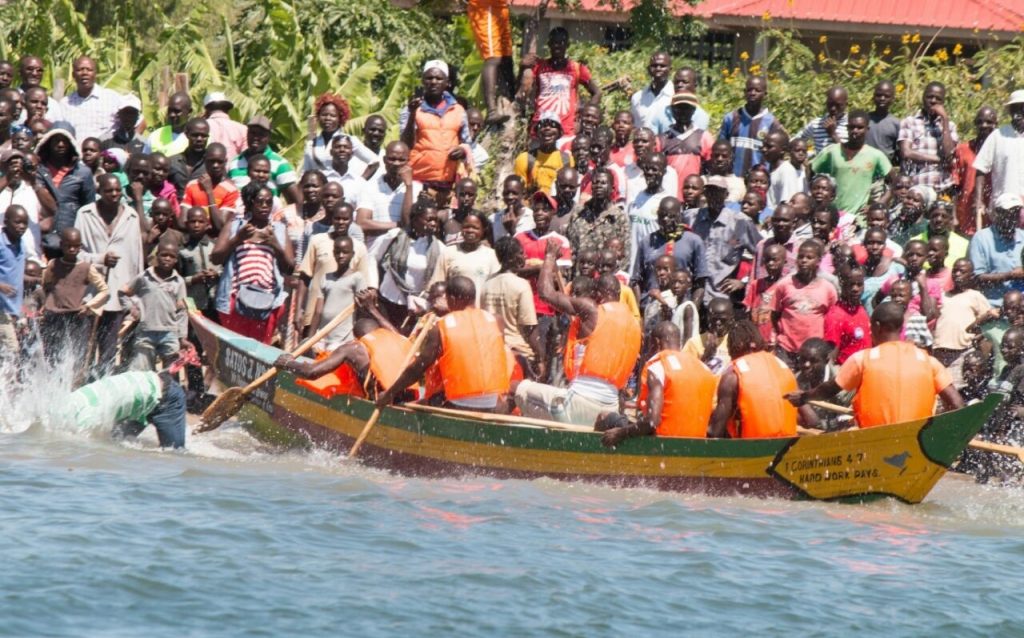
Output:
[953, 43, 963, 56]
[882, 46, 892, 55]
[722, 68, 729, 76]
[739, 51, 750, 61]
[762, 10, 771, 21]
[901, 34, 910, 44]
[854, 70, 861, 77]
[818, 52, 826, 62]
[732, 67, 740, 76]
[935, 48, 949, 62]
[819, 35, 828, 44]
[749, 64, 762, 75]
[850, 44, 861, 55]
[911, 33, 921, 43]
[896, 83, 905, 93]
[974, 83, 982, 91]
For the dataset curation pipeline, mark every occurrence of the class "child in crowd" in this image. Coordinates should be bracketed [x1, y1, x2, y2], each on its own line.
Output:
[681, 174, 704, 212]
[144, 198, 185, 265]
[575, 248, 599, 281]
[39, 228, 110, 366]
[889, 279, 933, 349]
[959, 349, 993, 404]
[979, 290, 1024, 377]
[146, 153, 181, 217]
[667, 270, 698, 342]
[493, 175, 534, 241]
[932, 258, 993, 384]
[598, 247, 640, 322]
[177, 207, 221, 406]
[119, 241, 189, 371]
[642, 254, 677, 334]
[788, 137, 810, 184]
[745, 243, 787, 346]
[876, 239, 939, 325]
[309, 235, 366, 352]
[794, 337, 852, 431]
[772, 240, 837, 364]
[743, 167, 771, 223]
[925, 235, 953, 295]
[824, 265, 871, 364]
[740, 190, 768, 226]
[788, 192, 814, 242]
[853, 203, 903, 261]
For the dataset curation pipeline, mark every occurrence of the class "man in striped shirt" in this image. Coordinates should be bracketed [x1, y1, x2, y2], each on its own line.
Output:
[227, 115, 301, 207]
[717, 76, 785, 178]
[796, 86, 849, 153]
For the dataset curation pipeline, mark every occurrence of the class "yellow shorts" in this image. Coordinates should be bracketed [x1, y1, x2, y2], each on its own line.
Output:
[467, 0, 513, 59]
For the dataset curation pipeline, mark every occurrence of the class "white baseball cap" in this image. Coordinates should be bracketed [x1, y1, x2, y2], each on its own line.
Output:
[203, 91, 234, 109]
[994, 193, 1024, 210]
[1005, 90, 1024, 107]
[118, 93, 142, 113]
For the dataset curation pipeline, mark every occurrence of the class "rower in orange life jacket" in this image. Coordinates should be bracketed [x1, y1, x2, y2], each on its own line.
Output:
[515, 238, 642, 427]
[595, 321, 718, 447]
[708, 319, 819, 438]
[403, 60, 468, 189]
[376, 275, 512, 412]
[787, 301, 964, 427]
[275, 313, 416, 400]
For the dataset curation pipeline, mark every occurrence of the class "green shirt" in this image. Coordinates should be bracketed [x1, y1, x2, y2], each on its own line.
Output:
[58, 372, 163, 429]
[227, 148, 298, 195]
[811, 144, 892, 223]
[982, 319, 1010, 376]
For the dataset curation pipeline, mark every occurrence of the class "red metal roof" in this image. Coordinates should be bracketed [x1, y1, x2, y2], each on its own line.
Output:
[511, 0, 1024, 35]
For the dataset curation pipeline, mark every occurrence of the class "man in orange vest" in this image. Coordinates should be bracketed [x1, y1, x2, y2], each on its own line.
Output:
[786, 301, 964, 427]
[595, 321, 717, 446]
[708, 320, 818, 438]
[514, 239, 642, 426]
[274, 312, 414, 400]
[400, 60, 470, 195]
[376, 276, 511, 412]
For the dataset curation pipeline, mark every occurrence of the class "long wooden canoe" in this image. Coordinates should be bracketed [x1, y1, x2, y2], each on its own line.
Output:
[191, 312, 1003, 504]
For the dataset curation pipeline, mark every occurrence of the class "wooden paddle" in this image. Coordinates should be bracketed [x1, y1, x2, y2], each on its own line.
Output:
[195, 303, 356, 433]
[348, 314, 437, 458]
[808, 400, 1024, 463]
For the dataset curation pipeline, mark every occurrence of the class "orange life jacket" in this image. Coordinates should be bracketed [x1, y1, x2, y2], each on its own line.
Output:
[732, 351, 798, 439]
[358, 328, 413, 390]
[853, 341, 940, 428]
[572, 302, 642, 389]
[295, 352, 366, 400]
[409, 102, 466, 184]
[639, 349, 717, 438]
[436, 308, 510, 401]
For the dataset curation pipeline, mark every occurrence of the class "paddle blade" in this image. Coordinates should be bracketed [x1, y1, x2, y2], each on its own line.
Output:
[195, 387, 248, 433]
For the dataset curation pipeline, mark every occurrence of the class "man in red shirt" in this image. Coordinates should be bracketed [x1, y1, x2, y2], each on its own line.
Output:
[516, 192, 571, 382]
[523, 27, 601, 137]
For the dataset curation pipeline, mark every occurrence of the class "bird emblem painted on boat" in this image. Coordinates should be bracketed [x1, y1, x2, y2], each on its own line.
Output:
[884, 452, 911, 474]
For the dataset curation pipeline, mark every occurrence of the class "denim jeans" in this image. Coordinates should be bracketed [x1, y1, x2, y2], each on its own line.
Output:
[112, 374, 186, 448]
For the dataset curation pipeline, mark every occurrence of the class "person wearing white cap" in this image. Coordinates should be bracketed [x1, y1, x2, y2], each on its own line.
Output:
[399, 60, 470, 193]
[60, 56, 121, 140]
[100, 93, 146, 155]
[968, 192, 1024, 307]
[202, 91, 247, 159]
[973, 90, 1024, 225]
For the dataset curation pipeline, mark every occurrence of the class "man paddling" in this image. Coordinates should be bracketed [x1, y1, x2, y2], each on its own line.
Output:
[595, 321, 717, 446]
[274, 312, 415, 400]
[786, 302, 964, 427]
[708, 320, 817, 438]
[375, 276, 511, 412]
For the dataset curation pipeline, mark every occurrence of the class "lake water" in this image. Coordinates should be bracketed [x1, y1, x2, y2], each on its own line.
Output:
[2, 363, 1023, 636]
[3, 420, 1023, 637]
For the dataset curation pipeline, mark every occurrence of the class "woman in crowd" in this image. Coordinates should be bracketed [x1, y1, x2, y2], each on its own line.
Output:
[211, 183, 295, 344]
[302, 93, 352, 173]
